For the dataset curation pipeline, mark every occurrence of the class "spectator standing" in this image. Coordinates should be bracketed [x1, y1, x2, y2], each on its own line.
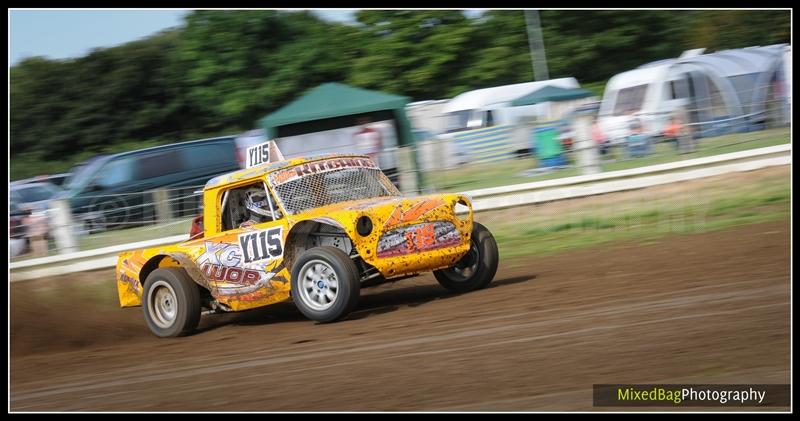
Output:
[23, 204, 50, 257]
[664, 112, 696, 154]
[591, 117, 610, 156]
[663, 115, 683, 150]
[353, 117, 383, 163]
[353, 117, 401, 186]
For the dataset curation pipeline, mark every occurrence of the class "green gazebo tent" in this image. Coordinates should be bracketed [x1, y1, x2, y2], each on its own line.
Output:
[510, 85, 594, 107]
[259, 82, 415, 146]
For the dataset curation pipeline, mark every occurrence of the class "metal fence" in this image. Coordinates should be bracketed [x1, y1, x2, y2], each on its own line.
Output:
[409, 96, 790, 194]
[11, 185, 206, 259]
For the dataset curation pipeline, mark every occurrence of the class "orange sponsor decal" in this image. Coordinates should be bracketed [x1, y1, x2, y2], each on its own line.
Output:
[385, 198, 445, 228]
[404, 223, 436, 252]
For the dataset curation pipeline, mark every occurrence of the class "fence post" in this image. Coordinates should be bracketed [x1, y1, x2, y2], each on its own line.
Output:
[152, 188, 173, 224]
[394, 147, 419, 195]
[572, 112, 601, 175]
[49, 199, 78, 254]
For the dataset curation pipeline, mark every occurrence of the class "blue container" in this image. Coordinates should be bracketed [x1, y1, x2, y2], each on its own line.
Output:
[626, 133, 652, 158]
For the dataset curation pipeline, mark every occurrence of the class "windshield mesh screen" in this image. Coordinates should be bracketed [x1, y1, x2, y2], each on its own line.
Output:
[270, 158, 400, 214]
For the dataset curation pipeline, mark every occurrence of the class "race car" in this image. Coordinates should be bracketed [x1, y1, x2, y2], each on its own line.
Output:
[117, 153, 498, 337]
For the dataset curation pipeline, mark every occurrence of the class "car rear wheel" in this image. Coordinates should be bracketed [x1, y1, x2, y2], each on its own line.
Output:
[434, 222, 499, 293]
[291, 246, 360, 323]
[142, 267, 201, 338]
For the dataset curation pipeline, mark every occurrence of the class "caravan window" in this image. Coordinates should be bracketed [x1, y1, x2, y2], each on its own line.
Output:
[466, 111, 484, 129]
[446, 110, 472, 132]
[669, 79, 689, 100]
[613, 84, 648, 115]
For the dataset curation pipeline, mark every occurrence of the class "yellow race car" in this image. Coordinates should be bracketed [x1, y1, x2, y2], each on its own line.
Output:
[117, 154, 498, 337]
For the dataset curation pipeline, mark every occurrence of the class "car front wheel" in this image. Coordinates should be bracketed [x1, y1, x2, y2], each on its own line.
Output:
[434, 222, 499, 293]
[291, 246, 360, 323]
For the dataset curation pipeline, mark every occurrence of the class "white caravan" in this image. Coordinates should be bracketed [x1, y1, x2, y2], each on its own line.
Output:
[440, 78, 581, 133]
[599, 45, 789, 142]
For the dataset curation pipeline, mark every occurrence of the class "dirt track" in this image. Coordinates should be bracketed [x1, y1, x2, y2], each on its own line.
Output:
[10, 219, 790, 411]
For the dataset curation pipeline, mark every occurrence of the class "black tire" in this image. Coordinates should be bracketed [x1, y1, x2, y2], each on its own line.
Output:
[291, 246, 361, 323]
[434, 221, 499, 293]
[142, 267, 201, 338]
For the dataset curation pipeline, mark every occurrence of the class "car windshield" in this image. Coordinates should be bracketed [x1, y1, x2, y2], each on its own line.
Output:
[269, 157, 400, 215]
[63, 156, 108, 190]
[12, 184, 59, 203]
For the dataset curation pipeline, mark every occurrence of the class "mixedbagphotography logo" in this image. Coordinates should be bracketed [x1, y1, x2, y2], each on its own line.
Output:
[593, 384, 790, 407]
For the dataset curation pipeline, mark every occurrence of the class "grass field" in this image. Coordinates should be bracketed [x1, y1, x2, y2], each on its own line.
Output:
[424, 127, 790, 192]
[482, 167, 789, 259]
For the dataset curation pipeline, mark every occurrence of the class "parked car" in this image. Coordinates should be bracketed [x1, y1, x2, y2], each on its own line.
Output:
[43, 173, 71, 187]
[11, 182, 62, 257]
[117, 153, 499, 337]
[10, 202, 29, 257]
[11, 181, 62, 209]
[59, 136, 240, 233]
[10, 202, 28, 239]
[15, 173, 72, 187]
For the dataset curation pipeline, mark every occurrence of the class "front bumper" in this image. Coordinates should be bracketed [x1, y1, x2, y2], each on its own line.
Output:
[369, 216, 473, 278]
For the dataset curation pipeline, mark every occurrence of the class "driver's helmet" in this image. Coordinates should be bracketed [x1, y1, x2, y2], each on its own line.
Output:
[244, 187, 273, 220]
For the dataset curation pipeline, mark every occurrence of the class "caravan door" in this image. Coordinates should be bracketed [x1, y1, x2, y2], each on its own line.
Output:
[661, 75, 692, 133]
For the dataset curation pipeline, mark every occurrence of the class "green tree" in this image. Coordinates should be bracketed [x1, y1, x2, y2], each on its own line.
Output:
[685, 10, 790, 51]
[174, 10, 360, 131]
[348, 10, 475, 99]
[10, 57, 73, 157]
[448, 11, 535, 97]
[11, 30, 187, 160]
[540, 10, 686, 84]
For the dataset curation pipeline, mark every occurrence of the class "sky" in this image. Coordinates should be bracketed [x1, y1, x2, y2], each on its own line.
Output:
[9, 9, 484, 66]
[10, 10, 188, 65]
[8, 9, 357, 66]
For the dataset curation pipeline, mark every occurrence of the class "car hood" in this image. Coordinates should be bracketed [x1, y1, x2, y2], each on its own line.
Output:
[288, 193, 468, 233]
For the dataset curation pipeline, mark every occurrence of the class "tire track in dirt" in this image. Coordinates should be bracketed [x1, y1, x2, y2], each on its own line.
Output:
[10, 220, 790, 411]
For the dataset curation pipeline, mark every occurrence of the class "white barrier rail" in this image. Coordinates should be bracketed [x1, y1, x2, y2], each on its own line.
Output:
[9, 144, 791, 282]
[464, 143, 790, 199]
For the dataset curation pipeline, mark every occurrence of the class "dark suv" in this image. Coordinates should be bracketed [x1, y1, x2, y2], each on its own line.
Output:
[59, 136, 239, 233]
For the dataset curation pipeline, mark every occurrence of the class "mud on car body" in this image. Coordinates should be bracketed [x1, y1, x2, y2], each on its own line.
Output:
[117, 153, 499, 337]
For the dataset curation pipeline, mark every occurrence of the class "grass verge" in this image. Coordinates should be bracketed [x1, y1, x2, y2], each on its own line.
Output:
[425, 127, 789, 192]
[483, 170, 789, 259]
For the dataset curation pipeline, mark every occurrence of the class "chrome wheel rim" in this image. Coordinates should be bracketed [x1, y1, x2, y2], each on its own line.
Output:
[148, 280, 178, 328]
[298, 260, 339, 311]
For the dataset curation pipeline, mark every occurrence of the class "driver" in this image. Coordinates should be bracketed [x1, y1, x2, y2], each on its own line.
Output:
[239, 186, 276, 228]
